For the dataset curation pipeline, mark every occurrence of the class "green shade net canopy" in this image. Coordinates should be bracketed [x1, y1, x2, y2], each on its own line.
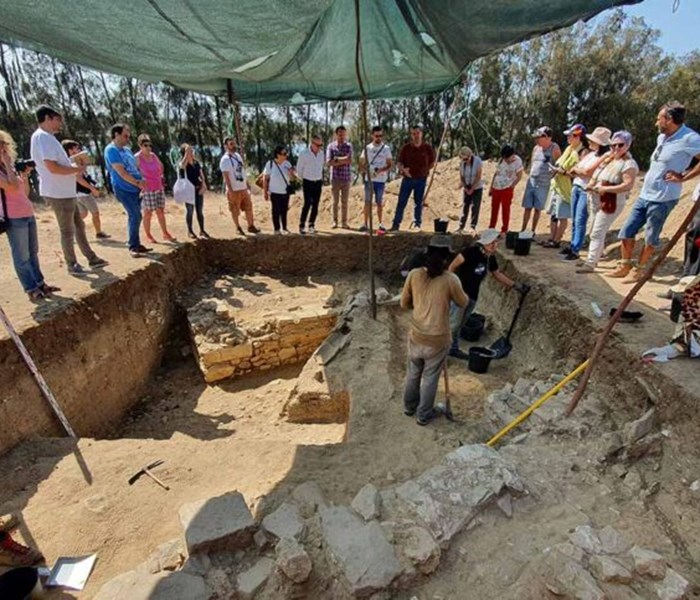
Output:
[0, 0, 640, 103]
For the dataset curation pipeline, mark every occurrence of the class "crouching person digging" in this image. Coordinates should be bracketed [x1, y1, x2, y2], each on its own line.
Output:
[400, 235, 468, 425]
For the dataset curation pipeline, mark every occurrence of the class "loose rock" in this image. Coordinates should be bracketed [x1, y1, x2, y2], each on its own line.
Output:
[622, 408, 657, 445]
[262, 502, 305, 540]
[237, 557, 275, 599]
[655, 568, 690, 600]
[275, 538, 313, 583]
[291, 481, 327, 518]
[631, 546, 667, 580]
[94, 570, 210, 600]
[588, 555, 632, 583]
[178, 491, 255, 555]
[351, 483, 382, 521]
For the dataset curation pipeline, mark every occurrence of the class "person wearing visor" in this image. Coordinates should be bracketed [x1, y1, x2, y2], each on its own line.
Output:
[521, 126, 561, 234]
[576, 131, 638, 273]
[447, 228, 525, 360]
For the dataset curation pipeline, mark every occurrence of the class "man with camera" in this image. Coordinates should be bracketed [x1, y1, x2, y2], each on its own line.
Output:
[30, 105, 107, 275]
[219, 136, 260, 236]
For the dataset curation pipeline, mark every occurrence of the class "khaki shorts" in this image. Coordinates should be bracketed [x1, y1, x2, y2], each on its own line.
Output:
[227, 189, 252, 214]
[77, 194, 99, 215]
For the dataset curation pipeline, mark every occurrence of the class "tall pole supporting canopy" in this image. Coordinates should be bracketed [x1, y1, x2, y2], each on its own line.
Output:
[354, 0, 377, 320]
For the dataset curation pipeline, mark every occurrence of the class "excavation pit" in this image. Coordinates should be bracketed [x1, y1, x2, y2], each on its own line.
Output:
[2, 234, 700, 599]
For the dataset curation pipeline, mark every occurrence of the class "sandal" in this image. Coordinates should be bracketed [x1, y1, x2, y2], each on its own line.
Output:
[542, 240, 561, 248]
[146, 235, 157, 244]
[27, 289, 46, 301]
[40, 284, 61, 294]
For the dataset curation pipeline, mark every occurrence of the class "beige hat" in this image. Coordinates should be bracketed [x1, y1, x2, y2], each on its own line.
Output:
[459, 146, 473, 158]
[428, 234, 454, 251]
[586, 127, 612, 147]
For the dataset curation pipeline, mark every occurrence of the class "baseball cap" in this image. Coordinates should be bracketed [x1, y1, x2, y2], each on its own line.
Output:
[532, 126, 552, 138]
[564, 124, 586, 136]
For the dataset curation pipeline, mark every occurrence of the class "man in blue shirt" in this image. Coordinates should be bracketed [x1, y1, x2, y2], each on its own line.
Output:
[609, 102, 700, 282]
[104, 123, 151, 256]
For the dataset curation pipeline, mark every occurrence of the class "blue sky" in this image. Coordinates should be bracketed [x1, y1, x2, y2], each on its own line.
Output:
[618, 0, 699, 56]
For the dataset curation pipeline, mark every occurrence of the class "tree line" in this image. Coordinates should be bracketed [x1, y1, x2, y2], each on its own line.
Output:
[0, 10, 698, 197]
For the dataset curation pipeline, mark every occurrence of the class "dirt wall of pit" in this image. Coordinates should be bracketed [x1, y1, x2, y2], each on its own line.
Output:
[0, 235, 426, 456]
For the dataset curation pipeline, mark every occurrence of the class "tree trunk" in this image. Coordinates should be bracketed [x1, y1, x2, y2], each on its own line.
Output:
[99, 72, 117, 122]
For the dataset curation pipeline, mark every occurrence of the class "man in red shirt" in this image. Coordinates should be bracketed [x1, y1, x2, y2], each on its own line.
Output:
[390, 125, 436, 231]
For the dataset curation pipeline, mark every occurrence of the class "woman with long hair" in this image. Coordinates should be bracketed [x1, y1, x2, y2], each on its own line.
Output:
[179, 144, 209, 239]
[0, 130, 59, 300]
[400, 235, 468, 426]
[576, 131, 638, 274]
[262, 145, 296, 234]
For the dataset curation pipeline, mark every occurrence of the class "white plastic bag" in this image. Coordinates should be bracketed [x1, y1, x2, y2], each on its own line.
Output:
[173, 175, 195, 205]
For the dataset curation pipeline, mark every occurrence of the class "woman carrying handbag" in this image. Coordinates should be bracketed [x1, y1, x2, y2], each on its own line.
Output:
[262, 145, 297, 235]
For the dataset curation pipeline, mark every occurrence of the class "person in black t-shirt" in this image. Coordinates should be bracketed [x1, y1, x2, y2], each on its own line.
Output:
[179, 144, 209, 239]
[447, 228, 526, 359]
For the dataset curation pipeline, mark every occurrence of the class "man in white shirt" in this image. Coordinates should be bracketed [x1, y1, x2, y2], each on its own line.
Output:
[296, 134, 325, 234]
[30, 105, 107, 275]
[359, 126, 393, 233]
[219, 137, 260, 236]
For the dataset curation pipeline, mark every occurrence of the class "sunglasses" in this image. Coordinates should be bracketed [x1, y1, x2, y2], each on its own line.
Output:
[611, 143, 626, 148]
[141, 141, 152, 146]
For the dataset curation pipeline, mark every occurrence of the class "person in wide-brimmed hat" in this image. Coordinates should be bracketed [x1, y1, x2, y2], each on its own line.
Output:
[400, 234, 468, 425]
[562, 126, 611, 260]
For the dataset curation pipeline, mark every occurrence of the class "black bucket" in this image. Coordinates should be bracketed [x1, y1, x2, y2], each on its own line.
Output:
[433, 218, 449, 233]
[460, 313, 485, 342]
[505, 231, 519, 250]
[0, 567, 41, 600]
[514, 237, 533, 256]
[468, 346, 497, 374]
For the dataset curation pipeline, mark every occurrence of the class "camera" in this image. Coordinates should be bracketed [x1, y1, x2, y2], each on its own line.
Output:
[15, 159, 36, 173]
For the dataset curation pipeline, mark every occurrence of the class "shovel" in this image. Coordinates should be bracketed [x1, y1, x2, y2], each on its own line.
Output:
[436, 363, 461, 423]
[489, 285, 530, 359]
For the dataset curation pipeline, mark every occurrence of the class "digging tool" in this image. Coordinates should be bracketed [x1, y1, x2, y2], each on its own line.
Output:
[436, 363, 460, 423]
[489, 284, 530, 359]
[0, 306, 76, 438]
[128, 460, 170, 491]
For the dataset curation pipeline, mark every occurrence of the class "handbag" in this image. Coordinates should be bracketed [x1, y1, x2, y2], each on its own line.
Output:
[0, 188, 8, 235]
[599, 182, 616, 214]
[173, 169, 195, 205]
[274, 161, 295, 195]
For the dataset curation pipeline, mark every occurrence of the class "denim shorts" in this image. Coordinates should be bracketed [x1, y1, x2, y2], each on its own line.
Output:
[547, 191, 572, 220]
[364, 180, 385, 205]
[521, 180, 549, 210]
[619, 196, 679, 248]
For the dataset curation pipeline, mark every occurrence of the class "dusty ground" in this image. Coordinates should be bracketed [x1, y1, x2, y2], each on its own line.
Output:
[0, 160, 698, 598]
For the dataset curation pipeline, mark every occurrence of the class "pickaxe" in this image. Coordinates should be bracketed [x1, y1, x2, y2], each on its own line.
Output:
[128, 460, 170, 491]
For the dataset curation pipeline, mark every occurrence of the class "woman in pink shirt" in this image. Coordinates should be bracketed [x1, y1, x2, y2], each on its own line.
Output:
[0, 130, 59, 300]
[135, 133, 175, 243]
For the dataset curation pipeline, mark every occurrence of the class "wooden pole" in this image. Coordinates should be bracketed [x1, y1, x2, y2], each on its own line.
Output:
[0, 306, 76, 438]
[566, 199, 700, 416]
[354, 0, 376, 319]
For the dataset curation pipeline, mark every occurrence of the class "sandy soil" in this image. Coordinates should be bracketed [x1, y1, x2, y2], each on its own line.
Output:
[0, 160, 698, 599]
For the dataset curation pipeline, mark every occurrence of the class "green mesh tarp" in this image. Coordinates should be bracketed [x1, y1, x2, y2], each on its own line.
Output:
[0, 0, 640, 103]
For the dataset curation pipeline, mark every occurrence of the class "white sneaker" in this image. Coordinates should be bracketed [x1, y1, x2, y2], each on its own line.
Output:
[300, 226, 307, 235]
[308, 226, 317, 234]
[331, 222, 338, 229]
[274, 230, 282, 236]
[281, 229, 291, 236]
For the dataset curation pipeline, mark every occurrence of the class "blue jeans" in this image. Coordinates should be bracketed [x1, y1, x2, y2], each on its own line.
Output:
[6, 217, 44, 293]
[450, 298, 477, 353]
[570, 185, 588, 253]
[403, 339, 449, 422]
[364, 181, 385, 205]
[115, 187, 142, 249]
[392, 177, 427, 229]
[619, 196, 679, 248]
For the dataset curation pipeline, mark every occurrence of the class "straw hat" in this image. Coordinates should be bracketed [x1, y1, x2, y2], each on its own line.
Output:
[586, 127, 612, 146]
[459, 146, 473, 158]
